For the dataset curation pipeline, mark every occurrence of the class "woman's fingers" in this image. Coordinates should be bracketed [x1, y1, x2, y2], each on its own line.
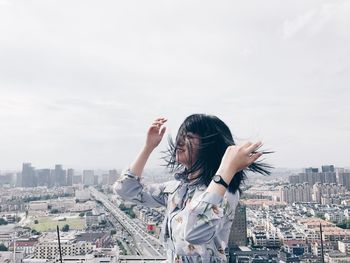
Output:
[159, 126, 167, 136]
[246, 141, 263, 153]
[243, 142, 253, 148]
[250, 152, 263, 162]
[152, 118, 167, 126]
[154, 117, 167, 123]
[150, 121, 167, 135]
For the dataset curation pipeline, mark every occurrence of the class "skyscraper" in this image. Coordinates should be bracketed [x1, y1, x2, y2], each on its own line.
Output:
[15, 172, 22, 187]
[21, 163, 36, 187]
[322, 165, 335, 173]
[52, 164, 67, 186]
[108, 169, 118, 185]
[72, 174, 82, 185]
[36, 169, 51, 187]
[280, 183, 312, 203]
[228, 202, 247, 248]
[324, 172, 336, 184]
[67, 169, 74, 186]
[304, 167, 319, 173]
[83, 170, 95, 186]
[337, 172, 350, 190]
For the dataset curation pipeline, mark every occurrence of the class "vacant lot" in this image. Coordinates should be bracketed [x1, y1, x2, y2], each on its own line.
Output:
[29, 216, 85, 232]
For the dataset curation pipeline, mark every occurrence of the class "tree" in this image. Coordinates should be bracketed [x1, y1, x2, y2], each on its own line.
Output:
[128, 210, 136, 219]
[110, 229, 116, 235]
[0, 244, 8, 251]
[31, 229, 41, 235]
[61, 224, 70, 232]
[79, 212, 85, 217]
[119, 203, 126, 210]
[337, 220, 350, 229]
[0, 218, 8, 225]
[34, 219, 39, 224]
[316, 213, 325, 220]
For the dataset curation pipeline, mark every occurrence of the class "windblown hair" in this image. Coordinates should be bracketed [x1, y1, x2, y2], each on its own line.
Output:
[163, 114, 272, 194]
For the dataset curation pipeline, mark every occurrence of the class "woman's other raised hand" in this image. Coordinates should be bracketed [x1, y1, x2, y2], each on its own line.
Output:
[145, 117, 167, 150]
[217, 142, 263, 180]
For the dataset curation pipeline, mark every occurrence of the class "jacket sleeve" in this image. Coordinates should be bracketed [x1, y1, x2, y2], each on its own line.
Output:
[184, 191, 239, 244]
[113, 169, 178, 208]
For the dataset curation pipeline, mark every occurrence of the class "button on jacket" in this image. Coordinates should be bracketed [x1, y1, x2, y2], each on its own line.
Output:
[114, 170, 239, 263]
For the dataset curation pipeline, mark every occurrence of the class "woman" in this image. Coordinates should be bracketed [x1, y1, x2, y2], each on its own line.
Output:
[114, 114, 271, 263]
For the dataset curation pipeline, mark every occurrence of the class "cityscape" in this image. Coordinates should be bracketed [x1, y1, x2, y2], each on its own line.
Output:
[1, 164, 350, 262]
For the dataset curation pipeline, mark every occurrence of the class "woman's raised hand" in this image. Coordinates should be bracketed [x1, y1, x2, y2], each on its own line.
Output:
[217, 142, 263, 178]
[145, 117, 167, 150]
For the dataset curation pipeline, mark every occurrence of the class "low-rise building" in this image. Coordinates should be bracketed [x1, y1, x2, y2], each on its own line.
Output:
[280, 232, 306, 247]
[311, 241, 335, 257]
[324, 252, 350, 263]
[75, 189, 91, 202]
[34, 233, 95, 259]
[29, 201, 48, 211]
[325, 211, 345, 224]
[338, 240, 350, 255]
[9, 237, 39, 254]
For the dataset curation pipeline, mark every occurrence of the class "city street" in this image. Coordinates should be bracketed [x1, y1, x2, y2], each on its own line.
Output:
[89, 187, 165, 257]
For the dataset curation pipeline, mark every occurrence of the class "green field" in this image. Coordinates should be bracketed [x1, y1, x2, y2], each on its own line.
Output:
[29, 217, 85, 232]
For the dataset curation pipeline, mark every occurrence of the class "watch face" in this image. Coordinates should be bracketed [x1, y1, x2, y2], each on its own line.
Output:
[213, 175, 220, 182]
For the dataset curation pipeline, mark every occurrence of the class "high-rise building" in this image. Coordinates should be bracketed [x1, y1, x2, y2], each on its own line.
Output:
[324, 172, 336, 184]
[304, 167, 319, 173]
[312, 183, 322, 203]
[0, 173, 15, 186]
[102, 174, 109, 185]
[16, 172, 22, 187]
[322, 165, 335, 173]
[108, 169, 118, 185]
[83, 170, 95, 186]
[67, 169, 74, 186]
[312, 183, 346, 203]
[280, 183, 312, 203]
[289, 175, 300, 184]
[228, 203, 247, 248]
[52, 164, 67, 186]
[337, 172, 350, 190]
[72, 174, 82, 185]
[300, 183, 312, 202]
[36, 169, 51, 187]
[93, 174, 99, 185]
[289, 168, 342, 187]
[21, 163, 36, 187]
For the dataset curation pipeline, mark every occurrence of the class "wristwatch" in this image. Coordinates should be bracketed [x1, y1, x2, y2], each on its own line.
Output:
[212, 174, 229, 188]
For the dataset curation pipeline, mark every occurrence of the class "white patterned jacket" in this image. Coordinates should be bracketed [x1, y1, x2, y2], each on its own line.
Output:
[114, 169, 239, 263]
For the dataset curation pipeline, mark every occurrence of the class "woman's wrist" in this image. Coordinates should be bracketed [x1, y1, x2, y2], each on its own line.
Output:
[143, 144, 155, 154]
[215, 167, 237, 185]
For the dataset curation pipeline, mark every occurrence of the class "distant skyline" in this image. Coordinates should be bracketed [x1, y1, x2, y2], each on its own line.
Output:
[0, 1, 349, 170]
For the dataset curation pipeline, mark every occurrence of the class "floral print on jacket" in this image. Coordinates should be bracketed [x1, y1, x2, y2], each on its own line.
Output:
[113, 170, 240, 263]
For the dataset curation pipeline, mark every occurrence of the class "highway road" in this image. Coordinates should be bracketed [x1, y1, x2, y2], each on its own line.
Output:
[89, 187, 165, 257]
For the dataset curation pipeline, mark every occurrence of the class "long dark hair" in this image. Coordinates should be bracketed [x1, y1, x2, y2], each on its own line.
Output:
[163, 114, 272, 194]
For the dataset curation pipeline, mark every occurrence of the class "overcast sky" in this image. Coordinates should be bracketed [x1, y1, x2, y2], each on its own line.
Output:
[0, 0, 349, 171]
